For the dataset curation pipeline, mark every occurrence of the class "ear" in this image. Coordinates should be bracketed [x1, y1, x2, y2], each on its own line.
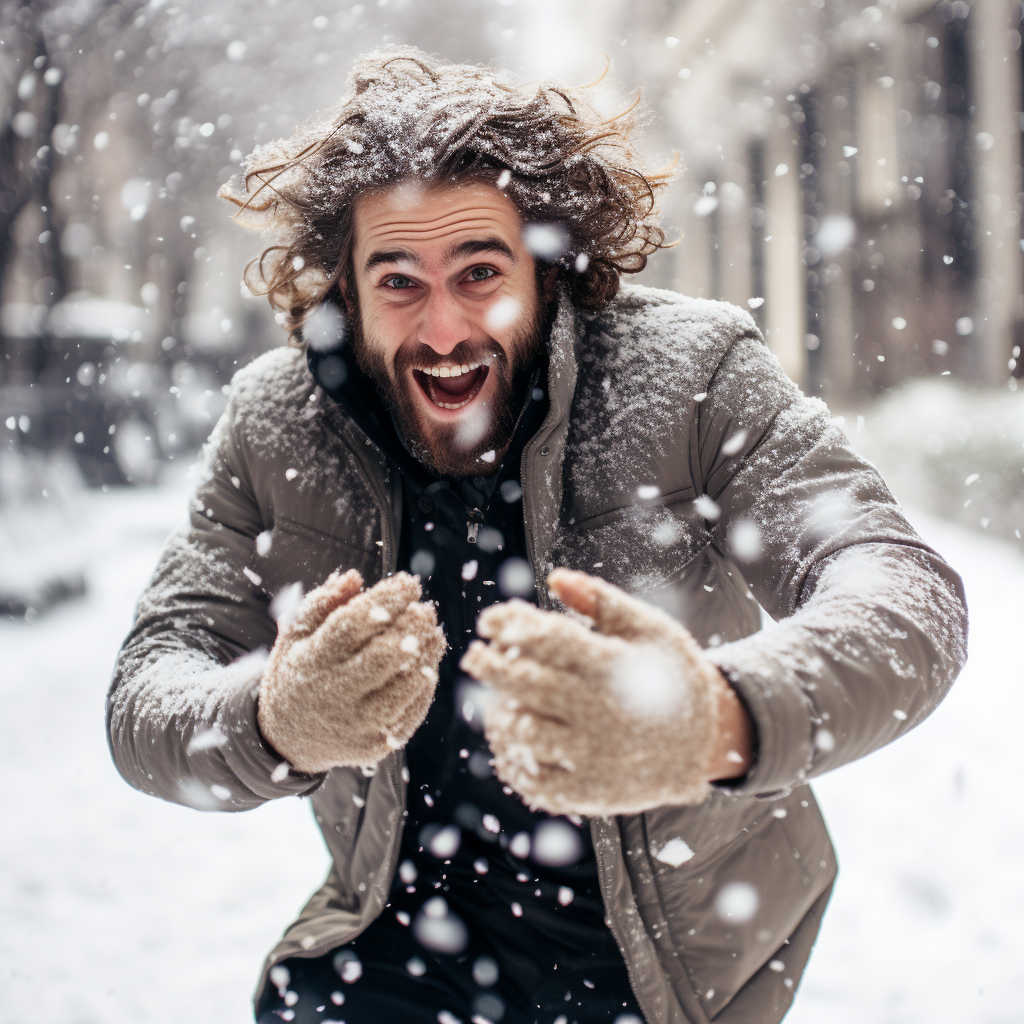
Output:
[334, 274, 357, 319]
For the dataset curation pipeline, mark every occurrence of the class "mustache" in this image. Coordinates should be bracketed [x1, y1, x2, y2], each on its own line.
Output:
[394, 340, 504, 374]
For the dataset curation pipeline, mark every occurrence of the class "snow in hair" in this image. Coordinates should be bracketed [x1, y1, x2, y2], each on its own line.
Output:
[218, 45, 676, 341]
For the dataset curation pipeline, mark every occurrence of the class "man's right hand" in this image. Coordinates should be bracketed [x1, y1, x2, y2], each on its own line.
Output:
[257, 569, 445, 774]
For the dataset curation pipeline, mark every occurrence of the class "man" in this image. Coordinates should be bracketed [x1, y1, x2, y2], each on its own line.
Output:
[107, 48, 968, 1024]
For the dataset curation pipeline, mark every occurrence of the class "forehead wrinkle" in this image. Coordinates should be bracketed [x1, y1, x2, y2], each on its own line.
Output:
[367, 214, 513, 242]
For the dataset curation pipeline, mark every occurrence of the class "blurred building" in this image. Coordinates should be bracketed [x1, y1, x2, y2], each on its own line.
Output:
[434, 0, 1024, 398]
[639, 0, 1024, 397]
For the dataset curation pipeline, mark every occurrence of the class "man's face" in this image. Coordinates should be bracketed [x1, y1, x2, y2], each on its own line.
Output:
[347, 180, 545, 477]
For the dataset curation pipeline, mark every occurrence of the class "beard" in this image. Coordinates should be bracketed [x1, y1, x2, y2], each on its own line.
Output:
[351, 300, 545, 478]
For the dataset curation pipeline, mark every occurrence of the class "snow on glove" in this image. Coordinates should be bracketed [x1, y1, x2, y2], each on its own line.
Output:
[460, 568, 723, 816]
[257, 569, 446, 774]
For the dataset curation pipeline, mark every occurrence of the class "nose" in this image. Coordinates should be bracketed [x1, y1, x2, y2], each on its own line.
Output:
[415, 289, 472, 355]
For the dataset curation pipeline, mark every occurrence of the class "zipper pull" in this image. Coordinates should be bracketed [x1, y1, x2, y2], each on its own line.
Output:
[467, 508, 484, 543]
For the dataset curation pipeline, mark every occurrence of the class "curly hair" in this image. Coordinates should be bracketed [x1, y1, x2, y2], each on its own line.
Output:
[219, 46, 676, 343]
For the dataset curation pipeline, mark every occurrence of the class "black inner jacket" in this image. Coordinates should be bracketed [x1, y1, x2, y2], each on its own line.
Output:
[307, 330, 628, 995]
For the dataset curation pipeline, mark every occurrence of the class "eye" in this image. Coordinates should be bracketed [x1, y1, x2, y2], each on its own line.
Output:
[384, 274, 415, 290]
[466, 266, 496, 283]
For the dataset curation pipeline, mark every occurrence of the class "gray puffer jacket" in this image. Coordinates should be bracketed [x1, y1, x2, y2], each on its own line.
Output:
[107, 284, 968, 1023]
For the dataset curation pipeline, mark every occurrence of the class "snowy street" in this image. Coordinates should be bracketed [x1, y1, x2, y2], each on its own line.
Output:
[1, 468, 1021, 1024]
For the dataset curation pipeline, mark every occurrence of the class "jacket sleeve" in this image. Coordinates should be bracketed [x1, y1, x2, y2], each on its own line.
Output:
[105, 386, 326, 811]
[699, 326, 968, 797]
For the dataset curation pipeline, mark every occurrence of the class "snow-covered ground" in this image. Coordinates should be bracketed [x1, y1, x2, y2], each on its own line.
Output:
[1, 468, 1021, 1023]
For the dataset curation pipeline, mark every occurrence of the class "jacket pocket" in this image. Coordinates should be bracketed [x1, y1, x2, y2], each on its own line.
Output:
[249, 515, 380, 597]
[640, 790, 836, 1019]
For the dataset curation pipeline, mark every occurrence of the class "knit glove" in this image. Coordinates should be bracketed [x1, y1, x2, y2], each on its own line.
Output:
[257, 569, 446, 774]
[460, 568, 722, 816]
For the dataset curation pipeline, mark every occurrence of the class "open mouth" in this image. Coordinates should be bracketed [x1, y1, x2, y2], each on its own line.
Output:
[412, 357, 493, 411]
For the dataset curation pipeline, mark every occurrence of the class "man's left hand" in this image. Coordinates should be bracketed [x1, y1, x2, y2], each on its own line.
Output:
[460, 568, 754, 816]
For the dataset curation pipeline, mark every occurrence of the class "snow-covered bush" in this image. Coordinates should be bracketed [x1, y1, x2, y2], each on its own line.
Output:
[841, 379, 1024, 548]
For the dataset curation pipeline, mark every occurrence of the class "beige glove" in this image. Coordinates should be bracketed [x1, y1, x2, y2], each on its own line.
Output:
[460, 568, 724, 816]
[257, 569, 445, 774]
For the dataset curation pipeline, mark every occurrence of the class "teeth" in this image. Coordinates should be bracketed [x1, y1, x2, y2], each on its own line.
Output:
[417, 360, 484, 378]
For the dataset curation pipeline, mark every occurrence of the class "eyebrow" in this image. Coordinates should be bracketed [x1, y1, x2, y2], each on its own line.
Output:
[362, 236, 518, 275]
[363, 248, 420, 273]
[444, 237, 517, 266]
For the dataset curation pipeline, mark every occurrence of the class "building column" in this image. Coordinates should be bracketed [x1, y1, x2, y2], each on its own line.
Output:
[971, 0, 1024, 386]
[763, 121, 808, 388]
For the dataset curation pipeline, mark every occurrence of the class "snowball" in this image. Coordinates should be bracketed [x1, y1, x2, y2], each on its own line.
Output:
[406, 957, 426, 976]
[715, 881, 759, 922]
[814, 214, 856, 256]
[609, 643, 685, 718]
[399, 859, 417, 884]
[285, 468, 298, 481]
[557, 886, 575, 906]
[747, 296, 764, 309]
[509, 832, 531, 858]
[721, 428, 749, 457]
[270, 582, 305, 627]
[486, 296, 520, 331]
[462, 560, 479, 581]
[814, 728, 835, 752]
[428, 825, 461, 858]
[186, 725, 227, 754]
[255, 530, 273, 556]
[654, 838, 695, 867]
[410, 549, 436, 577]
[498, 557, 534, 598]
[511, 901, 523, 917]
[473, 955, 499, 987]
[637, 484, 660, 500]
[728, 520, 762, 561]
[414, 899, 468, 953]
[332, 950, 362, 983]
[532, 819, 584, 867]
[694, 495, 721, 521]
[522, 223, 569, 259]
[693, 195, 719, 217]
